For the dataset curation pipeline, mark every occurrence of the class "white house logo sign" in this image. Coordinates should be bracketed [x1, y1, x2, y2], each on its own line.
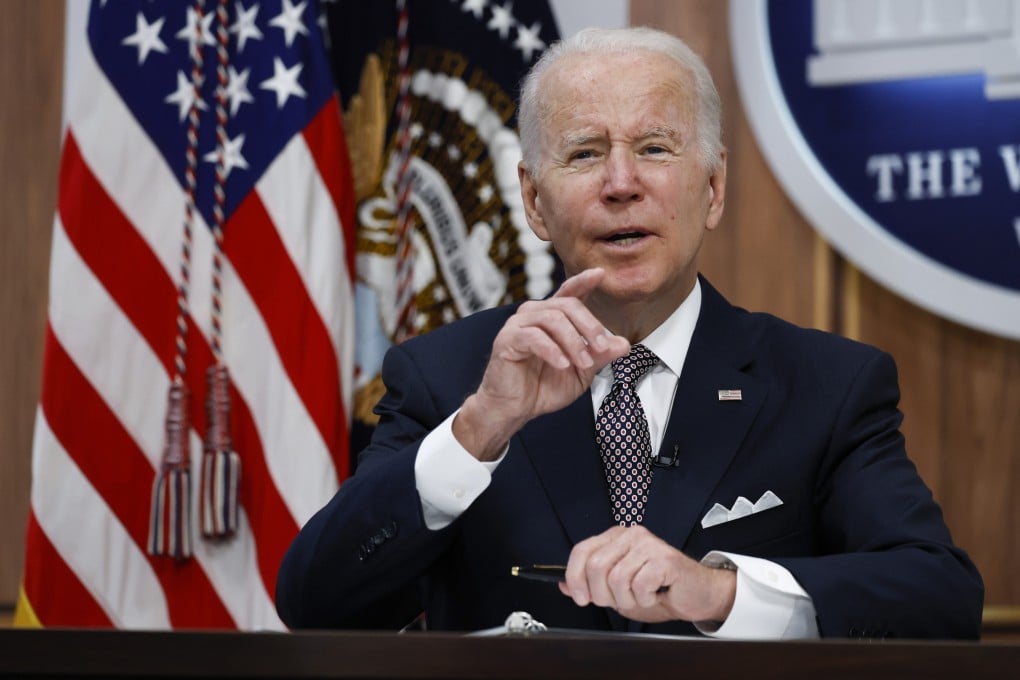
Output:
[731, 0, 1020, 339]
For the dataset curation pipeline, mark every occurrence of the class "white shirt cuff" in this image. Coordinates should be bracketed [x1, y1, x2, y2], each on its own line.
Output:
[694, 551, 819, 640]
[414, 409, 507, 530]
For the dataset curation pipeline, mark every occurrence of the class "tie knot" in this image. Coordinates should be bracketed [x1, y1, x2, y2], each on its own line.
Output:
[611, 344, 658, 387]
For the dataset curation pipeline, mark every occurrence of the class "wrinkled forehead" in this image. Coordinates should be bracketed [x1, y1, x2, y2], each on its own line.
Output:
[538, 51, 698, 133]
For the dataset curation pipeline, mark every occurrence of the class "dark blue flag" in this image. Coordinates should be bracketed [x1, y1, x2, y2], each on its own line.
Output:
[325, 0, 563, 454]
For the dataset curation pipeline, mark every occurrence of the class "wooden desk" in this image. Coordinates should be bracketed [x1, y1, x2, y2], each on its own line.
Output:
[1, 628, 1019, 679]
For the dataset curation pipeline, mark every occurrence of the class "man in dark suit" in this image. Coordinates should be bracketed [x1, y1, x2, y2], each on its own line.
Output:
[275, 26, 983, 639]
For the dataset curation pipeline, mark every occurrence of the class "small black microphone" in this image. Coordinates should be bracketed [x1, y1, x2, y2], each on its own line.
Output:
[653, 444, 681, 468]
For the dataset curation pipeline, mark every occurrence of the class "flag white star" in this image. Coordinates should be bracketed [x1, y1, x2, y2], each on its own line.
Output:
[230, 1, 263, 53]
[477, 184, 494, 203]
[514, 21, 546, 62]
[176, 6, 216, 55]
[165, 70, 208, 122]
[461, 0, 487, 19]
[487, 2, 515, 39]
[270, 0, 309, 47]
[410, 122, 424, 139]
[463, 162, 479, 179]
[122, 12, 168, 65]
[428, 132, 443, 148]
[260, 57, 307, 108]
[203, 133, 249, 178]
[447, 145, 463, 161]
[225, 66, 254, 116]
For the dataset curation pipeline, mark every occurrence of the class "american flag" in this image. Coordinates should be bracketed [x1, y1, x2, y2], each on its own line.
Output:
[17, 0, 354, 629]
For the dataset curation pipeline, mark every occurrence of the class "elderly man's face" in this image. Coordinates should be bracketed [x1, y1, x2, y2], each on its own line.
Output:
[520, 51, 726, 310]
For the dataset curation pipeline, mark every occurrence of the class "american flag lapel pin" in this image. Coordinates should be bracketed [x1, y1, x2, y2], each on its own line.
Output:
[718, 389, 743, 401]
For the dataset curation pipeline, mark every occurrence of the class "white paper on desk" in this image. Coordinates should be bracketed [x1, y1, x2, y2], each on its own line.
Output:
[469, 609, 721, 640]
[469, 624, 710, 640]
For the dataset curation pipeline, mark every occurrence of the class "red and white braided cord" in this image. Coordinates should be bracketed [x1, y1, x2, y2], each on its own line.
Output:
[209, 0, 230, 363]
[175, 0, 207, 383]
[393, 0, 417, 342]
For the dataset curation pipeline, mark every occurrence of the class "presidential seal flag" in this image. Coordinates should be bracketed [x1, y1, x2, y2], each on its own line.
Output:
[324, 0, 562, 453]
[16, 0, 355, 629]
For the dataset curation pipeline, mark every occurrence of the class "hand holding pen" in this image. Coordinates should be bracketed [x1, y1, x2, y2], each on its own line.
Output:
[510, 526, 736, 625]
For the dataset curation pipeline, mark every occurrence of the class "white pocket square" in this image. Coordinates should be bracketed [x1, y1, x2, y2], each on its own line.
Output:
[700, 491, 783, 529]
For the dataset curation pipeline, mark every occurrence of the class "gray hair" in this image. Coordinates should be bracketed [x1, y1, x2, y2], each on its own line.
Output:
[518, 26, 723, 175]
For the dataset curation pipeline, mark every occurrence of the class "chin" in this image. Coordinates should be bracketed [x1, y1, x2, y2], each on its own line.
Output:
[597, 273, 660, 302]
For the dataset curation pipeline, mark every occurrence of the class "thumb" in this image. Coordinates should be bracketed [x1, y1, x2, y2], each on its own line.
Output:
[553, 268, 605, 301]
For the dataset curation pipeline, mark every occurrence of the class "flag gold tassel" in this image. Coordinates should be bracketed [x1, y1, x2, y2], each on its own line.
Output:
[200, 364, 240, 538]
[148, 381, 193, 560]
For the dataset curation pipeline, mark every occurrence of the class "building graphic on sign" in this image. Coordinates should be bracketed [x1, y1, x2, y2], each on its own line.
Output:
[807, 0, 1020, 99]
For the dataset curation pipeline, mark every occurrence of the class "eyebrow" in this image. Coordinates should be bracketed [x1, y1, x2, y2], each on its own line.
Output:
[639, 125, 683, 142]
[561, 132, 604, 148]
[561, 126, 683, 148]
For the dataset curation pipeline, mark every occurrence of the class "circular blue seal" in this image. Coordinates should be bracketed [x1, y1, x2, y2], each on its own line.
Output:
[731, 0, 1020, 339]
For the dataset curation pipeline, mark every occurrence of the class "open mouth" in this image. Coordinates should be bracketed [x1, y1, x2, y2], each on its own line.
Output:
[604, 230, 648, 245]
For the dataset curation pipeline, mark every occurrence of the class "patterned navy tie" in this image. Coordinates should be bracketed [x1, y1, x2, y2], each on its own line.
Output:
[596, 344, 659, 526]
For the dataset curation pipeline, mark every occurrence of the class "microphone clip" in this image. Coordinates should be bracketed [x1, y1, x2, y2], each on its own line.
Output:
[653, 444, 681, 469]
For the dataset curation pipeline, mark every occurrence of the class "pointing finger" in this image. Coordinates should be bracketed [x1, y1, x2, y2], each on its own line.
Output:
[552, 268, 605, 302]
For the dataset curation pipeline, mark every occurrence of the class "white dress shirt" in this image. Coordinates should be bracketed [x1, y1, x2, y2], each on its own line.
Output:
[413, 280, 819, 639]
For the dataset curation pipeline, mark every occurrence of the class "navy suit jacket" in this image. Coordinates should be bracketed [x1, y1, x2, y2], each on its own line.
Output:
[276, 277, 983, 638]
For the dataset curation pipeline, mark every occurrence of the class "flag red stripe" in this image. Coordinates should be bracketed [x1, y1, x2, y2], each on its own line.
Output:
[22, 510, 113, 627]
[57, 132, 299, 606]
[225, 192, 348, 480]
[57, 132, 177, 362]
[40, 326, 236, 628]
[303, 95, 357, 279]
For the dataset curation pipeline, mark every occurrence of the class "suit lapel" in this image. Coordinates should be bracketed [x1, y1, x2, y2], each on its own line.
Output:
[641, 279, 768, 555]
[515, 394, 613, 547]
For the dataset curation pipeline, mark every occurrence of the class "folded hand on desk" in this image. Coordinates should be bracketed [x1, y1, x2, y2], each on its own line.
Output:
[559, 525, 736, 625]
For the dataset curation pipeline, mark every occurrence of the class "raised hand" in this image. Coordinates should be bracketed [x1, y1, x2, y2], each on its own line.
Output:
[452, 268, 630, 461]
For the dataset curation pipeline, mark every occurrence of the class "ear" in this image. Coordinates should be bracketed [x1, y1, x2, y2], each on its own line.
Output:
[705, 150, 727, 232]
[519, 162, 551, 241]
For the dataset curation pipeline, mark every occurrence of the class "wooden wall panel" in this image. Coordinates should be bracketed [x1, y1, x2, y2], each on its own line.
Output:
[0, 2, 65, 606]
[937, 326, 1020, 605]
[632, 0, 1020, 616]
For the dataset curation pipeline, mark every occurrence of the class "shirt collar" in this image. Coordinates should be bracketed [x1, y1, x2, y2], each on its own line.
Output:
[596, 278, 702, 381]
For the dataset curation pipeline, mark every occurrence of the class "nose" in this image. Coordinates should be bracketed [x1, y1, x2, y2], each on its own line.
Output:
[600, 149, 643, 204]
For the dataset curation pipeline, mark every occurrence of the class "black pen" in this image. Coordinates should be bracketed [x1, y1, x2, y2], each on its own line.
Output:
[511, 564, 670, 593]
[510, 564, 568, 584]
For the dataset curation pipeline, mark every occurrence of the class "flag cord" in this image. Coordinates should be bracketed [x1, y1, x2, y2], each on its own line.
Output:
[202, 0, 242, 542]
[392, 0, 417, 343]
[149, 0, 241, 561]
[147, 0, 208, 561]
